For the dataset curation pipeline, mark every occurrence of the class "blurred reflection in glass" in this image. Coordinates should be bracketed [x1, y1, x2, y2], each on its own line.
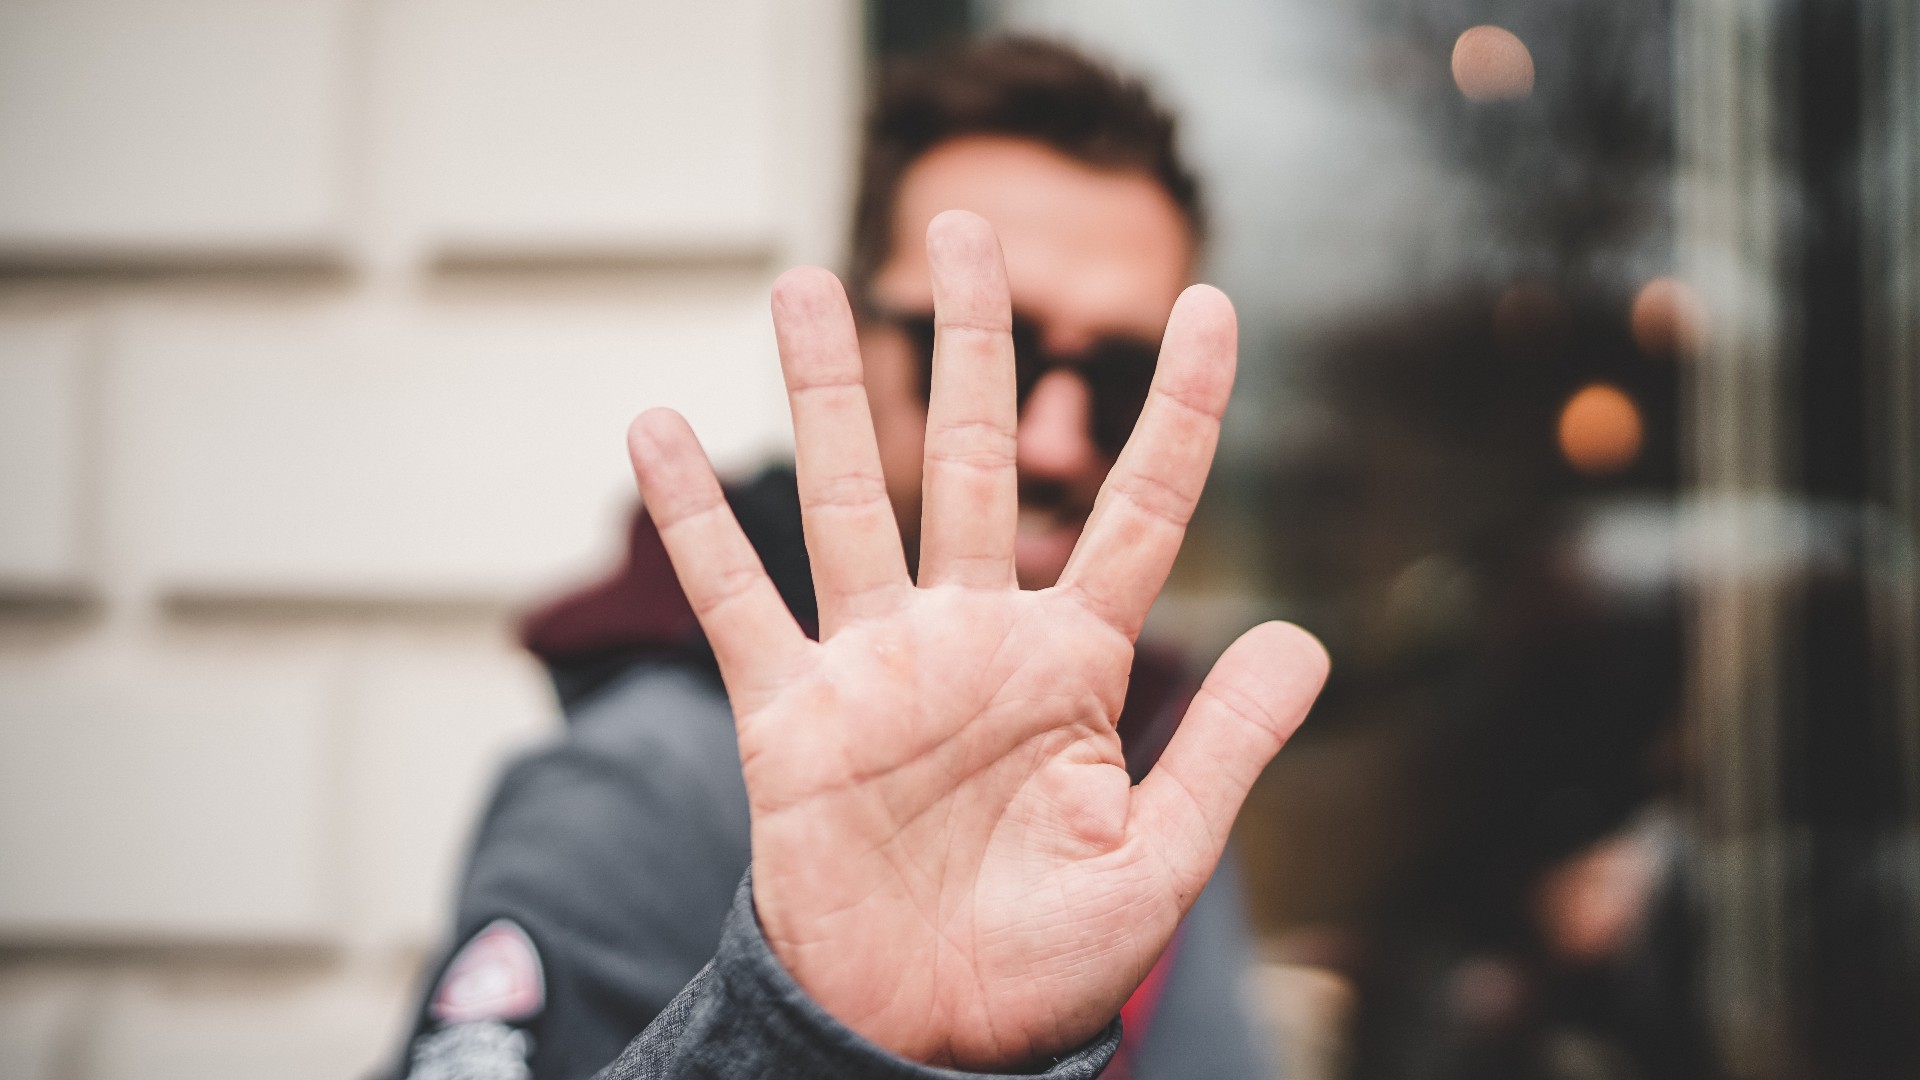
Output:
[1451, 26, 1534, 103]
[1558, 384, 1644, 477]
[977, 0, 1916, 1077]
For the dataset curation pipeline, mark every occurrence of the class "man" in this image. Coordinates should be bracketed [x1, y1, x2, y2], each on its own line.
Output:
[391, 39, 1314, 1080]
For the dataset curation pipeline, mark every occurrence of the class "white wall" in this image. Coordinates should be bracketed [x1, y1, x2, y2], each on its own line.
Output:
[0, 2, 860, 1075]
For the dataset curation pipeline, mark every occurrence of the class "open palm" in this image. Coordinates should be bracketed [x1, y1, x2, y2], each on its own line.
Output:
[626, 211, 1327, 1070]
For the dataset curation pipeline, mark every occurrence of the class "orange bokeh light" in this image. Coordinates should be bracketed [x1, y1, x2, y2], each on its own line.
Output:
[1630, 276, 1707, 357]
[1452, 26, 1535, 102]
[1558, 383, 1643, 476]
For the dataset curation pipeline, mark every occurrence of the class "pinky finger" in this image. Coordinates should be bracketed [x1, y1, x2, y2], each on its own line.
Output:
[628, 409, 812, 713]
[1129, 622, 1328, 901]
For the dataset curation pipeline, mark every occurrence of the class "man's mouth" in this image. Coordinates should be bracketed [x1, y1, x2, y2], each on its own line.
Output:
[1016, 503, 1078, 536]
[1014, 505, 1084, 588]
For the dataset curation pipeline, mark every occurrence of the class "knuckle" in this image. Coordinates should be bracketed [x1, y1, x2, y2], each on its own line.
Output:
[1063, 582, 1141, 640]
[1202, 679, 1281, 739]
[692, 563, 766, 616]
[1111, 471, 1195, 528]
[1150, 379, 1227, 422]
[925, 420, 1017, 471]
[808, 471, 889, 509]
[933, 317, 1012, 336]
[787, 371, 866, 396]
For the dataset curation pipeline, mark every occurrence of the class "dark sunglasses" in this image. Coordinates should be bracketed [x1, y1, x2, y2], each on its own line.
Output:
[876, 309, 1160, 457]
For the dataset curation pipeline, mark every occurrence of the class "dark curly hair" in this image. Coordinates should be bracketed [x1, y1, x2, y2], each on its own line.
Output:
[847, 36, 1205, 306]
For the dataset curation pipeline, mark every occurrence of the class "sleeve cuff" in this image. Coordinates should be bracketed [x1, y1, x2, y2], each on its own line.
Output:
[599, 873, 1122, 1080]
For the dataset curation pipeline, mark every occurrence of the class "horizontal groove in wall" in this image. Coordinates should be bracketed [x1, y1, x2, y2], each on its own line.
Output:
[0, 247, 353, 284]
[430, 238, 777, 278]
[0, 585, 101, 620]
[160, 590, 523, 625]
[0, 933, 345, 963]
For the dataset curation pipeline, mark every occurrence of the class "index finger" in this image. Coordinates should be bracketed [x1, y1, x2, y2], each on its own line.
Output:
[1055, 284, 1236, 639]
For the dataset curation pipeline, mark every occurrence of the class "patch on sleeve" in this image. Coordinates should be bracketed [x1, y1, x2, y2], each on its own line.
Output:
[408, 1020, 531, 1080]
[430, 918, 546, 1025]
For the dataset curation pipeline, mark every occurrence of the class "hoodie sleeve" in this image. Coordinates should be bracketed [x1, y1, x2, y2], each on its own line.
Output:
[390, 663, 757, 1080]
[593, 875, 1122, 1080]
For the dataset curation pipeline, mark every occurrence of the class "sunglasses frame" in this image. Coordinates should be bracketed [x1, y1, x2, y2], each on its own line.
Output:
[869, 306, 1161, 458]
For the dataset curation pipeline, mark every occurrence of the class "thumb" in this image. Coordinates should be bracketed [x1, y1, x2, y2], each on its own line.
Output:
[1130, 621, 1328, 901]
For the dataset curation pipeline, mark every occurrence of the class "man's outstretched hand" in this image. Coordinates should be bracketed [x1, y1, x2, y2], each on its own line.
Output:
[625, 211, 1327, 1071]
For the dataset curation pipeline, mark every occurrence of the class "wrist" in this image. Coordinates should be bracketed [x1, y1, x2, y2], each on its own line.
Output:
[722, 874, 1121, 1077]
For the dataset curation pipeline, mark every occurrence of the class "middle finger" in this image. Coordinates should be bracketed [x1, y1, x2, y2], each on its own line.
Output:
[916, 210, 1020, 590]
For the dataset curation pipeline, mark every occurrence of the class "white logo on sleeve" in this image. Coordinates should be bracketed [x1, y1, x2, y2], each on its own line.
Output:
[430, 918, 546, 1025]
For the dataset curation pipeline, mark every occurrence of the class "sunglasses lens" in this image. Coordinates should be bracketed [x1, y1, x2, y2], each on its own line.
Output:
[1011, 319, 1047, 402]
[908, 316, 1047, 398]
[1085, 340, 1159, 455]
[905, 317, 938, 398]
[900, 312, 1156, 456]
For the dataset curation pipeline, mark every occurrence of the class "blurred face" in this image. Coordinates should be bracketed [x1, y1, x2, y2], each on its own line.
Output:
[861, 135, 1195, 588]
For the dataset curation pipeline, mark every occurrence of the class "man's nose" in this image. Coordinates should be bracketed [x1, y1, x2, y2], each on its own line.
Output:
[1016, 369, 1100, 479]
